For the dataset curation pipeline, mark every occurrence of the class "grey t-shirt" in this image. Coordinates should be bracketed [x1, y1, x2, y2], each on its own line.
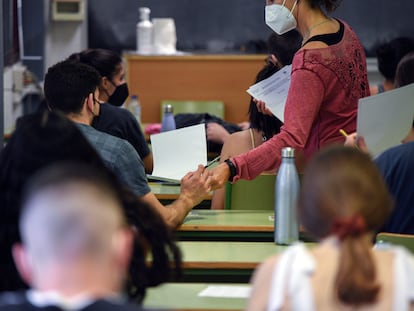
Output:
[76, 123, 150, 196]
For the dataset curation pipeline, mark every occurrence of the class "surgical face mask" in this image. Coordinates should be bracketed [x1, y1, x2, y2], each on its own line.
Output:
[108, 82, 129, 107]
[265, 0, 298, 35]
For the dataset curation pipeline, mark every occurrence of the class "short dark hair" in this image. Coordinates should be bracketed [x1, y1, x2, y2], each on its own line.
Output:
[376, 37, 414, 82]
[395, 51, 414, 88]
[44, 60, 101, 114]
[68, 49, 122, 80]
[22, 162, 122, 213]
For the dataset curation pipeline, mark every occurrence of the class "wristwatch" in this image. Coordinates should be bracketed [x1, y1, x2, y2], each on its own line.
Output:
[224, 159, 237, 182]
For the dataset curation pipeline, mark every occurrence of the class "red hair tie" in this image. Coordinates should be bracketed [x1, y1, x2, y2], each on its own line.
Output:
[332, 215, 366, 240]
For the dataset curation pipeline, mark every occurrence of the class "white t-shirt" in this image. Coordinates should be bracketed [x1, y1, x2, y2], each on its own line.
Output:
[266, 242, 414, 311]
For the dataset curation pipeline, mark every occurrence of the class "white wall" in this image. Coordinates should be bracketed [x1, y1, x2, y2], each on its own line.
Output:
[44, 0, 88, 72]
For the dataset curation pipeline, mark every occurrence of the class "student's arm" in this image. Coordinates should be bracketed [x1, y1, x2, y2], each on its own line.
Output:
[142, 152, 154, 174]
[139, 165, 211, 228]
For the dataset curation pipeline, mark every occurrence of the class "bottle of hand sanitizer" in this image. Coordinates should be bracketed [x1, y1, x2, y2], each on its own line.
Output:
[137, 7, 153, 54]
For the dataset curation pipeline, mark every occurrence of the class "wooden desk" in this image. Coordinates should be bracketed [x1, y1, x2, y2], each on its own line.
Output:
[177, 241, 316, 282]
[177, 210, 315, 242]
[177, 210, 273, 241]
[124, 54, 266, 124]
[144, 283, 249, 311]
[149, 182, 182, 201]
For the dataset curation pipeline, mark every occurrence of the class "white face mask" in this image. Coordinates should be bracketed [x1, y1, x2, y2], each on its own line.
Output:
[265, 0, 298, 35]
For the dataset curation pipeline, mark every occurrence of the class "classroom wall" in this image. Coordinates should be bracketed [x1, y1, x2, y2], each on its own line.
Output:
[44, 0, 88, 73]
[88, 0, 414, 56]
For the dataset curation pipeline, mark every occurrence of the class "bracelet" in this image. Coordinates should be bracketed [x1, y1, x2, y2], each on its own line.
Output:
[224, 159, 237, 182]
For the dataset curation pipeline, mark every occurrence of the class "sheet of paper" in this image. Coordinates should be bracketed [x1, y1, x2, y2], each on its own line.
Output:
[149, 124, 207, 182]
[198, 285, 251, 298]
[246, 65, 291, 122]
[357, 83, 414, 157]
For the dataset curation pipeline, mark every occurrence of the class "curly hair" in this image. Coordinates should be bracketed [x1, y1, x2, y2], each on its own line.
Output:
[44, 60, 101, 114]
[0, 111, 181, 301]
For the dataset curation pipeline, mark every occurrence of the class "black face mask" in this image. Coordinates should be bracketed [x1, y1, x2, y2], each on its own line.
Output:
[108, 82, 129, 107]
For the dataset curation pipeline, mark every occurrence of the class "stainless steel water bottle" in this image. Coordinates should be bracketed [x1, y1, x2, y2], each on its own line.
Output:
[274, 147, 299, 245]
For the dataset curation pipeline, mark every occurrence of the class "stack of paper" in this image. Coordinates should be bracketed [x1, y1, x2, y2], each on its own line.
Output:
[198, 285, 251, 298]
[148, 124, 207, 183]
[246, 65, 292, 122]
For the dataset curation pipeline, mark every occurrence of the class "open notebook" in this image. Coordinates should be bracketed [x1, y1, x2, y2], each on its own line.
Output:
[148, 124, 207, 183]
[357, 83, 414, 157]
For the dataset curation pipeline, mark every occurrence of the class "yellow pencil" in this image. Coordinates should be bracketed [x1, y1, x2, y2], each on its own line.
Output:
[339, 129, 348, 138]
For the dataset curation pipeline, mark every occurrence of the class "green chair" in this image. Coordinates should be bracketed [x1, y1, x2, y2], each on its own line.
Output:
[225, 174, 276, 210]
[376, 232, 414, 253]
[160, 100, 225, 121]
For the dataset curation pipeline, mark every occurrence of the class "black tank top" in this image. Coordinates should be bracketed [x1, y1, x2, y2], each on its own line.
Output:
[302, 19, 344, 46]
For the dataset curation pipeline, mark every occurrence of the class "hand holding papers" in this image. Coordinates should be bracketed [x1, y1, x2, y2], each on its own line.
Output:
[357, 83, 414, 157]
[247, 65, 292, 122]
[149, 124, 207, 183]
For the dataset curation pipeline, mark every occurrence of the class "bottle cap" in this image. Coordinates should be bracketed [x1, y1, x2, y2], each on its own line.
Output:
[164, 104, 174, 113]
[139, 7, 151, 21]
[281, 147, 295, 158]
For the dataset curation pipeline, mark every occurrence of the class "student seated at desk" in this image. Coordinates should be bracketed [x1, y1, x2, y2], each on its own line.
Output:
[0, 112, 181, 298]
[345, 52, 414, 234]
[370, 37, 414, 96]
[68, 49, 154, 174]
[42, 60, 211, 230]
[211, 30, 302, 209]
[247, 146, 414, 311]
[0, 164, 158, 310]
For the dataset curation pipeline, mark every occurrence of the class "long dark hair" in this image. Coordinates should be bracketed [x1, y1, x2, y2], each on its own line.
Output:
[68, 48, 122, 80]
[248, 63, 283, 140]
[248, 30, 302, 139]
[0, 111, 181, 301]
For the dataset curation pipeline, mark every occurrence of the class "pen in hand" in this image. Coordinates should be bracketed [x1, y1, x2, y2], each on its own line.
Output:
[339, 129, 348, 138]
[205, 155, 221, 168]
[339, 129, 360, 151]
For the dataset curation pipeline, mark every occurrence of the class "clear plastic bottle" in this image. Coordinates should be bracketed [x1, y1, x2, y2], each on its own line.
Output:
[274, 147, 299, 245]
[137, 7, 153, 54]
[128, 95, 141, 124]
[161, 104, 176, 132]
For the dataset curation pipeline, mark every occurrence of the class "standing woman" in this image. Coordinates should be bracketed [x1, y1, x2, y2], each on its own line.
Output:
[211, 0, 369, 187]
[68, 49, 153, 173]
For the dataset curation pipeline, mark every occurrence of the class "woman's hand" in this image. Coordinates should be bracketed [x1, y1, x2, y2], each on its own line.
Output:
[253, 99, 274, 116]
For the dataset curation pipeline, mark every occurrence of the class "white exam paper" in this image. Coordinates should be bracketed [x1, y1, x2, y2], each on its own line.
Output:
[198, 285, 251, 298]
[150, 124, 207, 182]
[246, 65, 291, 122]
[357, 83, 414, 157]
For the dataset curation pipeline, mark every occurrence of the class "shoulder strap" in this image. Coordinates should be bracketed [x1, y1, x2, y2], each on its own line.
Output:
[249, 128, 255, 149]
